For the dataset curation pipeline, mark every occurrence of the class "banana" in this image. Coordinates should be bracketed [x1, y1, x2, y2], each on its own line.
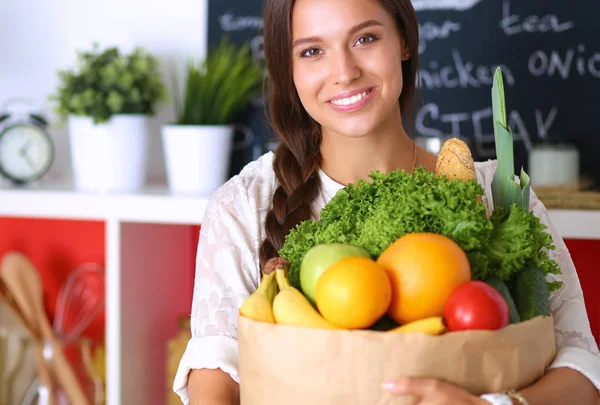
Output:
[389, 317, 447, 336]
[239, 266, 278, 323]
[267, 258, 338, 330]
[263, 269, 279, 303]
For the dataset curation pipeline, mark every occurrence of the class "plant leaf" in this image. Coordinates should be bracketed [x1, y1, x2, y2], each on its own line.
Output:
[172, 36, 263, 125]
[491, 67, 530, 213]
[519, 167, 531, 211]
[491, 120, 517, 213]
[492, 66, 507, 129]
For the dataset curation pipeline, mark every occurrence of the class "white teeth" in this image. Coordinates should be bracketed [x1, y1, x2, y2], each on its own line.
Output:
[331, 90, 370, 106]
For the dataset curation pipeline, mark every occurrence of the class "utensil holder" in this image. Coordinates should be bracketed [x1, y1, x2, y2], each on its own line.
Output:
[35, 338, 99, 405]
[0, 327, 31, 405]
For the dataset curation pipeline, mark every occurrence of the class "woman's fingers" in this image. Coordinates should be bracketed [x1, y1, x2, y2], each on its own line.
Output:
[382, 377, 440, 395]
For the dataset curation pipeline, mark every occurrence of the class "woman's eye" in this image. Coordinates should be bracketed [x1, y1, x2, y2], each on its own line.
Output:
[354, 34, 378, 46]
[300, 48, 323, 58]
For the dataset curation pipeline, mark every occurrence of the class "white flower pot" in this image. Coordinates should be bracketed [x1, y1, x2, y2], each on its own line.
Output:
[68, 115, 150, 193]
[161, 124, 234, 195]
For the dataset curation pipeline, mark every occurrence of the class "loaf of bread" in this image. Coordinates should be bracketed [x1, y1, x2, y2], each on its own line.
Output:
[435, 138, 477, 181]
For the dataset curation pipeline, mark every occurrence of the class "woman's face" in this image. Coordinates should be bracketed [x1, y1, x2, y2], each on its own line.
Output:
[291, 0, 408, 139]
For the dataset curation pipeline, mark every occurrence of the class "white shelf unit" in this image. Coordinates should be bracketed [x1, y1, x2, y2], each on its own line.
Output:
[543, 209, 600, 240]
[1, 182, 600, 405]
[0, 181, 210, 405]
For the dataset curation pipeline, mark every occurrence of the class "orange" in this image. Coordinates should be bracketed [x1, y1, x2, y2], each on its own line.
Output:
[315, 256, 392, 329]
[376, 232, 471, 324]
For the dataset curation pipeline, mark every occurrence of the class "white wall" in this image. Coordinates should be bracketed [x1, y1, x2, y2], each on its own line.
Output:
[0, 0, 209, 184]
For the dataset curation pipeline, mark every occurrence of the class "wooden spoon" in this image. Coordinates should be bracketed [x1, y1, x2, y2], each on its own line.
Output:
[1, 252, 91, 405]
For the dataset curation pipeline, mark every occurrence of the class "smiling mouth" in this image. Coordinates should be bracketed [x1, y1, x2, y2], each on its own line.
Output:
[328, 88, 375, 112]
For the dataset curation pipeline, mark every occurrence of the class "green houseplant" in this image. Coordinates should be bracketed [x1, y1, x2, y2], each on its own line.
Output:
[52, 43, 167, 124]
[162, 37, 264, 195]
[173, 37, 263, 125]
[51, 43, 167, 193]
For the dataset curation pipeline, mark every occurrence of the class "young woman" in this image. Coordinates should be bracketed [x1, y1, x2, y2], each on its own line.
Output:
[173, 0, 600, 404]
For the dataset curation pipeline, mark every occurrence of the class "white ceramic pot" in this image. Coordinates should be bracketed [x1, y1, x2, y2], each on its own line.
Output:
[528, 143, 580, 189]
[68, 114, 150, 193]
[161, 124, 235, 195]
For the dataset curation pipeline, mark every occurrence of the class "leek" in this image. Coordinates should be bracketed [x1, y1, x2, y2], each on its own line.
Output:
[491, 67, 531, 213]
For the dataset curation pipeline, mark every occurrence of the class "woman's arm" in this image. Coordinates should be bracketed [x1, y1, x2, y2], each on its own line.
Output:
[187, 369, 240, 405]
[518, 367, 599, 405]
[173, 177, 263, 404]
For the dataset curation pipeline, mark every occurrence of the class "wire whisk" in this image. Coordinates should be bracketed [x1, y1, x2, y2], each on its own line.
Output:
[53, 263, 105, 343]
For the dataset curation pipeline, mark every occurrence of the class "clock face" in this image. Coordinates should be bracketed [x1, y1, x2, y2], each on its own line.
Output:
[0, 123, 53, 182]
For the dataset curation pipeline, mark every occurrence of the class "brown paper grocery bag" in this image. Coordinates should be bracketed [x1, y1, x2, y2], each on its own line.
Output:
[238, 315, 556, 405]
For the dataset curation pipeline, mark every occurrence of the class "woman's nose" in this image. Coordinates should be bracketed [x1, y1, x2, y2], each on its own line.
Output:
[332, 49, 361, 85]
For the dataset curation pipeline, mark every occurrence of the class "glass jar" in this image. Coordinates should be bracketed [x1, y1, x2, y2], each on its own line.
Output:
[36, 338, 100, 405]
[0, 326, 32, 405]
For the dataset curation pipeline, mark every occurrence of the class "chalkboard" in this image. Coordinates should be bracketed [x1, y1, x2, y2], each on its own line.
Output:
[207, 3, 271, 178]
[208, 1, 600, 185]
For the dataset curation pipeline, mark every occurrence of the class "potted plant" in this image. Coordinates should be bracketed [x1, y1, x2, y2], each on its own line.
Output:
[51, 43, 167, 193]
[162, 37, 263, 195]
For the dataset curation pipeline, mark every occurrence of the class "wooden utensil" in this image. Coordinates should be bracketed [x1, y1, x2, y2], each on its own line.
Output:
[1, 252, 91, 405]
[0, 279, 36, 337]
[81, 338, 104, 405]
[0, 278, 56, 405]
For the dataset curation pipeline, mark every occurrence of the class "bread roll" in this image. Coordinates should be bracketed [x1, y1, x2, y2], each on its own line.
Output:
[435, 138, 477, 181]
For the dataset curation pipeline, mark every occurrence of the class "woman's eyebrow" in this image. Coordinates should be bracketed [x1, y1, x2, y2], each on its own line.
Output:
[292, 19, 383, 49]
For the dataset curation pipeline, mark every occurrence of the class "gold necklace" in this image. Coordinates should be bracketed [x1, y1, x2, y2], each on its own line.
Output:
[320, 142, 419, 201]
[411, 141, 418, 172]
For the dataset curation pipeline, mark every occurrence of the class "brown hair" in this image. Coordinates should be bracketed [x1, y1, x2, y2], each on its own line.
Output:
[258, 0, 420, 268]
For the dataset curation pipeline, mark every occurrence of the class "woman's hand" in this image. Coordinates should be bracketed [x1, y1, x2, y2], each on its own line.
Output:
[382, 377, 490, 405]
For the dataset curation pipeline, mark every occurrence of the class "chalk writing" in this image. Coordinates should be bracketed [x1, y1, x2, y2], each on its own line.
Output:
[217, 13, 265, 62]
[219, 12, 263, 31]
[415, 103, 557, 157]
[418, 21, 461, 53]
[499, 1, 575, 36]
[412, 0, 482, 12]
[536, 107, 558, 140]
[528, 45, 600, 79]
[251, 34, 265, 61]
[418, 50, 515, 89]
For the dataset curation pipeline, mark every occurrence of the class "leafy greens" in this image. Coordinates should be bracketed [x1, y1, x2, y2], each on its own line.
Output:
[278, 167, 561, 293]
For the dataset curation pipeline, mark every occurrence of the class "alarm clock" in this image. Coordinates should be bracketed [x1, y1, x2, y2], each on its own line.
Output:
[0, 105, 54, 185]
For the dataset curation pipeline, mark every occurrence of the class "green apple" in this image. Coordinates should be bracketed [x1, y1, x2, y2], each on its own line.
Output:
[300, 243, 371, 305]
